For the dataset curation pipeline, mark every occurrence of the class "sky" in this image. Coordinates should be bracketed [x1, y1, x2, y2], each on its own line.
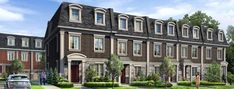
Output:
[0, 0, 234, 37]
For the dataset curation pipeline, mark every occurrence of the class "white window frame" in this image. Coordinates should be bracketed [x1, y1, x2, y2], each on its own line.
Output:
[117, 39, 128, 56]
[167, 22, 175, 36]
[193, 26, 200, 39]
[134, 17, 144, 32]
[7, 36, 15, 46]
[192, 45, 198, 59]
[94, 34, 105, 53]
[206, 47, 212, 60]
[36, 52, 42, 62]
[92, 63, 104, 76]
[153, 42, 162, 57]
[181, 44, 188, 58]
[218, 31, 224, 42]
[94, 8, 106, 26]
[35, 39, 42, 48]
[7, 51, 15, 61]
[155, 20, 163, 35]
[22, 38, 29, 47]
[69, 32, 81, 51]
[133, 40, 142, 56]
[182, 24, 189, 38]
[69, 4, 83, 23]
[207, 28, 213, 40]
[217, 48, 223, 60]
[166, 43, 174, 57]
[21, 52, 28, 62]
[118, 14, 129, 31]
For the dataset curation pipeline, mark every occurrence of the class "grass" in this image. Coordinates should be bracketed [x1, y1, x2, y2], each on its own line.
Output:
[93, 86, 137, 89]
[62, 87, 80, 89]
[149, 85, 234, 89]
[31, 85, 44, 89]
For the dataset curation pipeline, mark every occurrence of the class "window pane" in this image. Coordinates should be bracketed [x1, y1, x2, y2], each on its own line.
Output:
[71, 9, 79, 21]
[156, 24, 161, 33]
[169, 25, 174, 35]
[183, 28, 188, 36]
[154, 44, 161, 56]
[120, 18, 127, 29]
[136, 21, 142, 31]
[96, 12, 104, 24]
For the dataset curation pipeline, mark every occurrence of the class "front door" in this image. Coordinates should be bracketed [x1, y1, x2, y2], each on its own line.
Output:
[121, 67, 126, 83]
[71, 65, 79, 82]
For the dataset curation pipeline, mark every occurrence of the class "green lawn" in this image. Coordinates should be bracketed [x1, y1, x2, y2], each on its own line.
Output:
[31, 85, 44, 89]
[149, 85, 234, 89]
[93, 86, 137, 89]
[62, 87, 80, 89]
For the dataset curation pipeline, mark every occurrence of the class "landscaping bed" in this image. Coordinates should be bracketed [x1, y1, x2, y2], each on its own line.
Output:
[83, 82, 119, 87]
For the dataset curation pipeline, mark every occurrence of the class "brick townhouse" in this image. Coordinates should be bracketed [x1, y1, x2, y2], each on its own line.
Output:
[44, 2, 229, 83]
[0, 33, 44, 80]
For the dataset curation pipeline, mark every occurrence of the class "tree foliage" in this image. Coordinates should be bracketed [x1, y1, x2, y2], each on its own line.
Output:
[227, 25, 234, 73]
[105, 54, 124, 89]
[227, 25, 234, 43]
[205, 63, 221, 82]
[11, 59, 24, 74]
[39, 53, 46, 70]
[179, 11, 220, 29]
[159, 57, 175, 82]
[227, 72, 234, 85]
[85, 66, 97, 82]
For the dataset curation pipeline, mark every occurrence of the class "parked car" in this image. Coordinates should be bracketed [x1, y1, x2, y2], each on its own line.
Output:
[6, 74, 31, 89]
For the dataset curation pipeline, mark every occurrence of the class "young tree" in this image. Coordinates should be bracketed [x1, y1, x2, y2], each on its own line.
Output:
[11, 59, 24, 74]
[160, 57, 175, 83]
[85, 66, 97, 82]
[205, 63, 221, 82]
[227, 25, 234, 73]
[105, 54, 124, 89]
[39, 53, 45, 70]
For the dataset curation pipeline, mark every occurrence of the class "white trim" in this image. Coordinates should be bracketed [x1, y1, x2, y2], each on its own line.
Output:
[167, 22, 175, 36]
[191, 45, 198, 59]
[133, 40, 142, 56]
[69, 32, 81, 51]
[205, 47, 212, 60]
[193, 26, 200, 39]
[218, 30, 224, 42]
[166, 43, 174, 57]
[149, 37, 177, 42]
[21, 51, 28, 62]
[182, 24, 189, 38]
[94, 8, 106, 26]
[0, 48, 45, 52]
[204, 43, 228, 47]
[94, 35, 105, 53]
[118, 14, 129, 31]
[117, 39, 128, 56]
[134, 17, 144, 32]
[115, 34, 147, 39]
[7, 36, 15, 46]
[153, 42, 162, 57]
[69, 4, 82, 23]
[35, 39, 42, 48]
[181, 44, 188, 58]
[217, 47, 223, 60]
[155, 21, 163, 35]
[58, 25, 111, 33]
[179, 40, 202, 44]
[207, 28, 213, 41]
[7, 51, 15, 61]
[21, 38, 29, 47]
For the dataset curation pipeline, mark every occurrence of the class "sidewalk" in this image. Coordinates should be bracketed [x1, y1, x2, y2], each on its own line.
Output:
[42, 85, 61, 89]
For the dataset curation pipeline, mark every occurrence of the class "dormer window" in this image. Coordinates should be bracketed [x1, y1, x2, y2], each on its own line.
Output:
[207, 28, 213, 40]
[22, 38, 29, 47]
[35, 39, 42, 48]
[193, 26, 200, 39]
[182, 24, 189, 38]
[69, 4, 82, 23]
[134, 17, 143, 32]
[118, 14, 129, 31]
[155, 20, 163, 35]
[218, 30, 224, 42]
[167, 22, 175, 36]
[94, 8, 106, 26]
[7, 36, 15, 46]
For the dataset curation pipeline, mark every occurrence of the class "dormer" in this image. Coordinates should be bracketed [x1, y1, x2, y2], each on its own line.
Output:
[69, 4, 83, 23]
[155, 20, 163, 35]
[182, 24, 189, 38]
[218, 30, 224, 42]
[134, 17, 144, 32]
[118, 14, 129, 31]
[167, 22, 175, 36]
[7, 36, 15, 46]
[207, 28, 213, 41]
[94, 8, 106, 26]
[193, 26, 200, 39]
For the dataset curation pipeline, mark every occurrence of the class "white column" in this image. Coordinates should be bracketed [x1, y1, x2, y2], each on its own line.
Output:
[146, 41, 150, 76]
[176, 44, 179, 61]
[129, 64, 132, 83]
[82, 62, 85, 84]
[176, 65, 179, 82]
[110, 36, 114, 54]
[224, 48, 226, 62]
[68, 60, 71, 82]
[118, 76, 121, 85]
[60, 31, 65, 76]
[201, 46, 204, 80]
[31, 52, 34, 74]
[190, 66, 192, 81]
[183, 65, 185, 80]
[16, 51, 18, 59]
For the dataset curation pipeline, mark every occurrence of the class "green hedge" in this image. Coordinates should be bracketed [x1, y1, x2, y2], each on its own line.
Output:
[83, 82, 119, 87]
[130, 81, 154, 86]
[56, 82, 74, 88]
[200, 81, 225, 86]
[177, 81, 192, 86]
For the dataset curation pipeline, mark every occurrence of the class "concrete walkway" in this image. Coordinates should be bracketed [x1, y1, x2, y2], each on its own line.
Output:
[42, 85, 61, 89]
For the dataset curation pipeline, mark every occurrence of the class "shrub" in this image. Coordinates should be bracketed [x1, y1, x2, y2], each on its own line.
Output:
[83, 82, 119, 87]
[52, 68, 59, 85]
[85, 67, 97, 82]
[205, 63, 221, 82]
[200, 81, 225, 86]
[177, 81, 191, 86]
[56, 82, 74, 88]
[0, 72, 8, 80]
[58, 77, 68, 82]
[146, 72, 160, 81]
[156, 82, 173, 87]
[46, 68, 53, 84]
[228, 72, 234, 85]
[130, 81, 154, 86]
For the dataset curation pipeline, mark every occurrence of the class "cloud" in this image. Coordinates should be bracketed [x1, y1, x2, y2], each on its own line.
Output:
[0, 8, 24, 21]
[0, 25, 41, 36]
[0, 0, 8, 4]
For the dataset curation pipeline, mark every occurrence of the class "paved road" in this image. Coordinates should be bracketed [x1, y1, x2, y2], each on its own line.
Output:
[0, 81, 6, 89]
[42, 85, 60, 89]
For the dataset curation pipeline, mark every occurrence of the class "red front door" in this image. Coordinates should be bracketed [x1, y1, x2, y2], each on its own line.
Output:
[121, 67, 126, 83]
[71, 65, 79, 82]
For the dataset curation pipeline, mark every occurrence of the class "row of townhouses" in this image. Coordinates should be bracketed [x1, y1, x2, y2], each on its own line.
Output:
[44, 2, 229, 84]
[0, 33, 44, 80]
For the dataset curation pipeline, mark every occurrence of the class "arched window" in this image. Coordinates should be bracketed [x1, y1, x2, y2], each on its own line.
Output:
[182, 24, 189, 38]
[69, 4, 83, 23]
[134, 17, 144, 32]
[218, 30, 224, 42]
[118, 14, 129, 31]
[155, 20, 163, 35]
[94, 8, 106, 26]
[193, 26, 200, 39]
[167, 22, 176, 36]
[207, 28, 213, 40]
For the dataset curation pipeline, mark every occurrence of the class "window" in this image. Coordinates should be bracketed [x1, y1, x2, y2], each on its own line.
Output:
[21, 52, 28, 61]
[192, 67, 198, 76]
[181, 45, 188, 58]
[133, 41, 142, 56]
[166, 44, 174, 57]
[118, 39, 127, 56]
[35, 39, 42, 48]
[69, 4, 82, 23]
[92, 64, 104, 76]
[135, 66, 142, 77]
[218, 31, 224, 42]
[22, 38, 29, 47]
[192, 46, 198, 59]
[118, 14, 128, 31]
[154, 42, 161, 57]
[217, 48, 223, 60]
[134, 17, 143, 32]
[155, 20, 163, 34]
[69, 32, 81, 51]
[207, 28, 213, 40]
[206, 47, 212, 59]
[7, 51, 15, 61]
[193, 27, 199, 39]
[94, 35, 105, 52]
[7, 36, 15, 46]
[182, 24, 189, 38]
[167, 23, 175, 36]
[95, 8, 106, 25]
[36, 52, 42, 62]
